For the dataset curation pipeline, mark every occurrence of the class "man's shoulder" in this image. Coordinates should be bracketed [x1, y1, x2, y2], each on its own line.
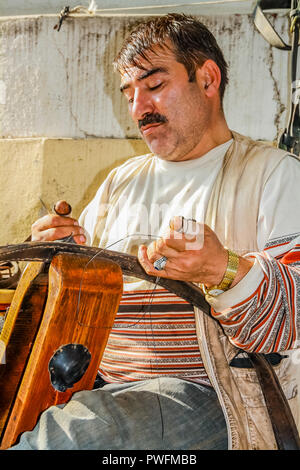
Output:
[116, 152, 154, 170]
[106, 152, 155, 189]
[111, 152, 154, 178]
[232, 130, 299, 163]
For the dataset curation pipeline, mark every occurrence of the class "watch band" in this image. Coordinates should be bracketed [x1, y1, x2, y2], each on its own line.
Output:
[201, 249, 239, 296]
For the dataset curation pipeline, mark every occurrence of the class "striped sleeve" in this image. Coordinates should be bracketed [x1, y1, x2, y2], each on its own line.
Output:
[208, 233, 300, 353]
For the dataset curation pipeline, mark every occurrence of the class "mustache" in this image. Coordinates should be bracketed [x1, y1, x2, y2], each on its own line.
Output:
[138, 113, 168, 130]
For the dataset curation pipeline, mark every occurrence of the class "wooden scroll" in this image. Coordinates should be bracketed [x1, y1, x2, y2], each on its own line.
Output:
[0, 253, 123, 449]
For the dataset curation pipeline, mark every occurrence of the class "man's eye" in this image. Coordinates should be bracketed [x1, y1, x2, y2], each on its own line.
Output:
[149, 83, 162, 91]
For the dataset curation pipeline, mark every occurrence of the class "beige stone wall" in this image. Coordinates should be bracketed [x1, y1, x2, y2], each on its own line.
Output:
[0, 14, 290, 141]
[0, 11, 291, 248]
[0, 138, 148, 245]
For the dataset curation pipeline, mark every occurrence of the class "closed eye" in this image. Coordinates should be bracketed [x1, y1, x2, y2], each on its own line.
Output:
[149, 83, 162, 91]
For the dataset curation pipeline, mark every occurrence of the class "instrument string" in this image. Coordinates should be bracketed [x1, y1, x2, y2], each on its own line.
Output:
[74, 233, 161, 328]
[74, 232, 166, 440]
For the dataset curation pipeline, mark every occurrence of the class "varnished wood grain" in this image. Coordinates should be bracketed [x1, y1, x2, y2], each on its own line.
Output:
[0, 262, 48, 440]
[0, 253, 122, 449]
[0, 243, 299, 450]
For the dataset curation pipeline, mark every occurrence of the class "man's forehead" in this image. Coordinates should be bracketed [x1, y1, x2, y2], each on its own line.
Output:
[119, 44, 176, 82]
[120, 64, 167, 84]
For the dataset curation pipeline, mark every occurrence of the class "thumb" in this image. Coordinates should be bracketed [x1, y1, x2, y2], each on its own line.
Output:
[169, 216, 203, 240]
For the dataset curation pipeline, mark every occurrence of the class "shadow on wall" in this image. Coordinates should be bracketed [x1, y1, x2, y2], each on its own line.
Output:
[101, 16, 146, 140]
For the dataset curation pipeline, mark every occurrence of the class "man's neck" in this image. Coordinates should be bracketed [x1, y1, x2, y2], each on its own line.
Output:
[170, 120, 232, 162]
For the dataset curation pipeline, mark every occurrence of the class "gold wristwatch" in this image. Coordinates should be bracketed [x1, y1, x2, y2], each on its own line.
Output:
[201, 249, 239, 297]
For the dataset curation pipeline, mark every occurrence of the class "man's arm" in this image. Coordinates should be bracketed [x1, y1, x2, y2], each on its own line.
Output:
[138, 227, 300, 353]
[209, 234, 300, 352]
[138, 156, 300, 353]
[208, 155, 300, 353]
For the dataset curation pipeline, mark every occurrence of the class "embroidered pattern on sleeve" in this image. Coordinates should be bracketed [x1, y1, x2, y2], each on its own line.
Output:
[212, 233, 300, 353]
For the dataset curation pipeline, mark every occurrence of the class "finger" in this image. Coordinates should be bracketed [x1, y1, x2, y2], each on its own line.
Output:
[164, 225, 204, 251]
[156, 229, 193, 252]
[32, 225, 86, 243]
[138, 245, 169, 277]
[169, 216, 199, 235]
[169, 216, 204, 239]
[138, 246, 190, 280]
[32, 214, 79, 233]
[138, 245, 179, 278]
[71, 234, 87, 245]
[147, 238, 180, 263]
[138, 245, 157, 275]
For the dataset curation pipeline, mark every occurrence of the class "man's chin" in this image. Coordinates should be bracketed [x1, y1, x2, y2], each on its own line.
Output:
[143, 136, 172, 159]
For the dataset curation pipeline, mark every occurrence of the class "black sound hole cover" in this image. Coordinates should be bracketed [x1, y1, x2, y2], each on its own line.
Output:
[48, 343, 91, 392]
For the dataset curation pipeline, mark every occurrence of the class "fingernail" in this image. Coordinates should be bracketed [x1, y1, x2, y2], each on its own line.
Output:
[169, 216, 183, 232]
[74, 221, 79, 225]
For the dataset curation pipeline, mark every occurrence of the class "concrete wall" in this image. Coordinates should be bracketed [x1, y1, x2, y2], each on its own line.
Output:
[0, 7, 292, 245]
[0, 1, 259, 17]
[0, 13, 290, 140]
[0, 137, 148, 245]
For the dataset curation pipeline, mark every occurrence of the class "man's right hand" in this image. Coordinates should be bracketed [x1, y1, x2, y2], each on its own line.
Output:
[31, 214, 86, 245]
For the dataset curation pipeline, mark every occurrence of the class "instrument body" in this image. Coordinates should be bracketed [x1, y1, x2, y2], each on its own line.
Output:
[0, 253, 123, 449]
[0, 242, 299, 450]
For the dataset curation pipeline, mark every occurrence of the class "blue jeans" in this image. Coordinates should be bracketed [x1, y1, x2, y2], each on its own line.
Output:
[11, 377, 228, 450]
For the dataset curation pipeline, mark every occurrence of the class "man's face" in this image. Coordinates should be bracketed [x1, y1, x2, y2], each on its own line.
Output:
[120, 45, 212, 162]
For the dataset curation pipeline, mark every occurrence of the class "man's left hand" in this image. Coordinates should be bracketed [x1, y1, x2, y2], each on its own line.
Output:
[138, 216, 254, 289]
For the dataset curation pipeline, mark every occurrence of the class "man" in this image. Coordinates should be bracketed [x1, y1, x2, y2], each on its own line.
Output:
[15, 13, 300, 450]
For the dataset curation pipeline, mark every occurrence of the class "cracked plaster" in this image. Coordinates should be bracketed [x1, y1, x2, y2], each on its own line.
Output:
[0, 12, 291, 141]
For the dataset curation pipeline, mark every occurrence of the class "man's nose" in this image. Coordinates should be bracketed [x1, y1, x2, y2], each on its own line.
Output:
[131, 89, 154, 122]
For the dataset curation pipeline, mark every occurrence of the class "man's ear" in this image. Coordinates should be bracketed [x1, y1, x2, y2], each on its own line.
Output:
[196, 59, 221, 98]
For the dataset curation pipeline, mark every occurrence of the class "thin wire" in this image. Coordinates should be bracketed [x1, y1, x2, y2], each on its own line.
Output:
[74, 232, 161, 328]
[59, 0, 251, 16]
[143, 282, 166, 441]
[74, 232, 165, 440]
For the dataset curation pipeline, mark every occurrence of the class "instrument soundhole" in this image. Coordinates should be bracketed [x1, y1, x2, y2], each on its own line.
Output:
[48, 343, 91, 392]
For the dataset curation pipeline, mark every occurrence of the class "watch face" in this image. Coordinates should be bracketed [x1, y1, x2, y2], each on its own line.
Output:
[208, 288, 225, 296]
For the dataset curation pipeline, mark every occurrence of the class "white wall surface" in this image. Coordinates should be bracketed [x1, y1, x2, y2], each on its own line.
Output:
[0, 1, 257, 16]
[0, 8, 292, 141]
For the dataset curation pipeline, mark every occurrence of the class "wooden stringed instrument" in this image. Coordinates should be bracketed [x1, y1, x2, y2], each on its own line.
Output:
[0, 252, 123, 449]
[0, 241, 299, 450]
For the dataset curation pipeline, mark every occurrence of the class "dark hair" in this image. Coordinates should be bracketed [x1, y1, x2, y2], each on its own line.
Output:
[114, 13, 228, 101]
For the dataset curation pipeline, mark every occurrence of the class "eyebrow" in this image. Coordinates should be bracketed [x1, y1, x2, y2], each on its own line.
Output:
[120, 67, 169, 93]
